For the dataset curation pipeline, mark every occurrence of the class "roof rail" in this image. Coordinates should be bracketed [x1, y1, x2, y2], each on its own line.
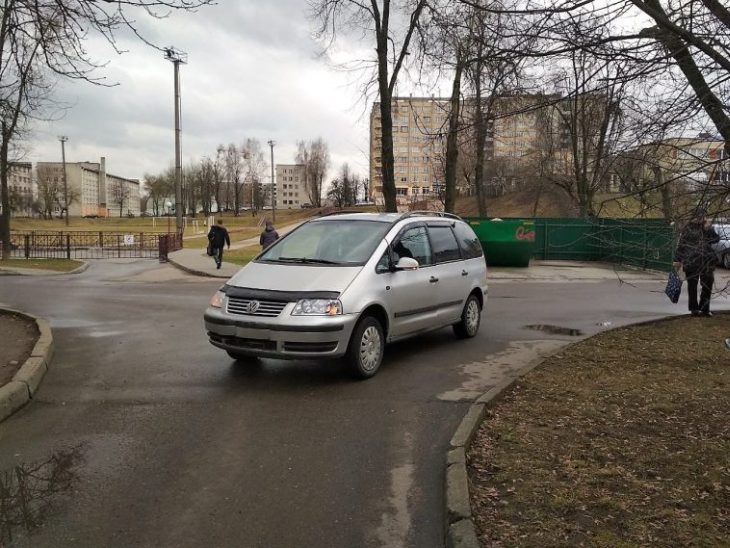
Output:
[398, 210, 463, 221]
[319, 209, 369, 217]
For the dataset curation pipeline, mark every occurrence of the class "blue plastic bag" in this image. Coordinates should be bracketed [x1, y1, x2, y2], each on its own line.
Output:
[664, 269, 682, 304]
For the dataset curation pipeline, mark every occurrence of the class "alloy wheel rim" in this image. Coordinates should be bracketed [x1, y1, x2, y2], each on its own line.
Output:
[466, 300, 480, 334]
[359, 326, 382, 371]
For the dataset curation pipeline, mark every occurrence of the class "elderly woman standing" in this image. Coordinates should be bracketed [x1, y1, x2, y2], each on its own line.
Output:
[260, 220, 279, 250]
[673, 210, 720, 316]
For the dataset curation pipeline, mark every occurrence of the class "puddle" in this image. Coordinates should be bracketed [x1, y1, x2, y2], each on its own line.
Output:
[524, 324, 583, 336]
[0, 446, 84, 544]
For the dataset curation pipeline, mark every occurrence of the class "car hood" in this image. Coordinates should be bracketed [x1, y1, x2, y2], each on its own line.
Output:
[227, 261, 363, 294]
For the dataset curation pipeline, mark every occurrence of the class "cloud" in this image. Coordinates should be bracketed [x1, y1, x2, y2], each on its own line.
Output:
[27, 1, 371, 185]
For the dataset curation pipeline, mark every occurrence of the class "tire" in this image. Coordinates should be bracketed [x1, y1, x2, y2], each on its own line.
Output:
[723, 252, 730, 270]
[453, 294, 481, 339]
[346, 315, 385, 379]
[226, 350, 257, 362]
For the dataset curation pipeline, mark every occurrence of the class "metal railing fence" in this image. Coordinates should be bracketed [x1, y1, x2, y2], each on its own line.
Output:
[2, 231, 183, 261]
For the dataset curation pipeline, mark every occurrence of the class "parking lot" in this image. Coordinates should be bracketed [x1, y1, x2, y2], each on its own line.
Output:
[0, 259, 726, 547]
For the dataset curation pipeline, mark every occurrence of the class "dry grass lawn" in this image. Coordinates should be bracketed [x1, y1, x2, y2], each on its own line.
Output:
[0, 258, 84, 272]
[468, 315, 730, 547]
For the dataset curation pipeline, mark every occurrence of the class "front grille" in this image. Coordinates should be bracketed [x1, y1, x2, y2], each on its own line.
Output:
[209, 333, 277, 351]
[227, 296, 288, 317]
[283, 341, 338, 353]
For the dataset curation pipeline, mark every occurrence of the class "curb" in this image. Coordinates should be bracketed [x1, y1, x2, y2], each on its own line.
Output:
[166, 253, 232, 279]
[0, 260, 89, 276]
[443, 349, 566, 548]
[0, 308, 54, 423]
[441, 311, 710, 547]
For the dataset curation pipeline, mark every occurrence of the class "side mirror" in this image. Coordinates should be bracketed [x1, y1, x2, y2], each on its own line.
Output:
[394, 257, 419, 271]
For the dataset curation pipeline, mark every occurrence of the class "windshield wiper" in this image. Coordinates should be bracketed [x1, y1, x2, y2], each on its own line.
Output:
[276, 256, 341, 265]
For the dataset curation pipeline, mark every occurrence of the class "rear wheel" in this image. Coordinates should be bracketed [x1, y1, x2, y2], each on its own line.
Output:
[453, 294, 481, 339]
[346, 316, 385, 379]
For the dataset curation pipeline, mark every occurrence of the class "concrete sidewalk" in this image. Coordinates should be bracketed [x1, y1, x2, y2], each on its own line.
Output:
[167, 221, 305, 279]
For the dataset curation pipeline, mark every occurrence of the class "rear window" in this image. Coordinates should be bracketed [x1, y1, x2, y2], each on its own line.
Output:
[452, 222, 483, 259]
[428, 225, 461, 263]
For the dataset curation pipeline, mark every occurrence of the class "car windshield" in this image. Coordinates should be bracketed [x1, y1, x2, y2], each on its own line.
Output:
[258, 220, 390, 265]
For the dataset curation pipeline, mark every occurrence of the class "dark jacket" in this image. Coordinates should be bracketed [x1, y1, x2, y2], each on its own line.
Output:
[260, 225, 279, 249]
[674, 222, 720, 273]
[208, 225, 230, 249]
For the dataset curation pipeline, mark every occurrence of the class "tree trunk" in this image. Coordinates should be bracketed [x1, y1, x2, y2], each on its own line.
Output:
[655, 167, 673, 220]
[0, 129, 10, 260]
[644, 0, 730, 155]
[378, 93, 397, 212]
[473, 80, 487, 217]
[444, 54, 463, 214]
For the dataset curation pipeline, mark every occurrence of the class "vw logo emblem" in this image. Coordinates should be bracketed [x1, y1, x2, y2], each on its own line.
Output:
[246, 300, 261, 314]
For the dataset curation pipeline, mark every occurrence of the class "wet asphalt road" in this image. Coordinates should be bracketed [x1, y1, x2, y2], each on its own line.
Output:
[0, 260, 711, 547]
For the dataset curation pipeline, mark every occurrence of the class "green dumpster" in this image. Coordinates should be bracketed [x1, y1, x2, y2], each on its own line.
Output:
[465, 218, 536, 267]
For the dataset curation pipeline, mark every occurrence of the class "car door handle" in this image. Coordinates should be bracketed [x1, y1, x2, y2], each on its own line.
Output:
[429, 276, 439, 283]
[461, 270, 469, 276]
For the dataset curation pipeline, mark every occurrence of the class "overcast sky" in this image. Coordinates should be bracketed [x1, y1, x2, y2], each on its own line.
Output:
[26, 1, 374, 186]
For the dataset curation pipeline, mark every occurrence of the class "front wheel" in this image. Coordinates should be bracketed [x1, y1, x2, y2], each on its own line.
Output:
[453, 294, 481, 339]
[346, 316, 385, 379]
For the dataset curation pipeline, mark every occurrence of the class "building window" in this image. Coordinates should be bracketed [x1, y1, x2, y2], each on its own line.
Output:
[396, 187, 408, 195]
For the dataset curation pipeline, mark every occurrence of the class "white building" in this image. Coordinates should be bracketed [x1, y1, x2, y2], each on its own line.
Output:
[276, 164, 309, 208]
[36, 157, 140, 217]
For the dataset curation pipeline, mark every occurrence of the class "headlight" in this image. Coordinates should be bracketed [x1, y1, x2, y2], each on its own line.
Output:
[210, 290, 225, 308]
[291, 299, 343, 316]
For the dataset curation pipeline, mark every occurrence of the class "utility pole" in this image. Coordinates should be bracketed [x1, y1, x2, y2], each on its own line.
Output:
[268, 140, 276, 223]
[59, 136, 69, 226]
[165, 47, 187, 234]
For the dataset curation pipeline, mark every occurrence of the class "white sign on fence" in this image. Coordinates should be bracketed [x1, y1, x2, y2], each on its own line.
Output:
[123, 234, 135, 246]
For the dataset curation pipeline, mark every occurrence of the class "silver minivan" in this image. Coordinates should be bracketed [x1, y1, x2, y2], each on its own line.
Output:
[204, 212, 488, 378]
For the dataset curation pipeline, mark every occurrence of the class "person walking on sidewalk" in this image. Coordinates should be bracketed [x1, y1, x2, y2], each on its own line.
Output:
[207, 219, 231, 270]
[673, 209, 720, 316]
[260, 220, 279, 250]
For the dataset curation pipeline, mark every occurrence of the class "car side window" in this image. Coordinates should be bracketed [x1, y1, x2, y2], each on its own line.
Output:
[428, 225, 461, 263]
[452, 222, 483, 259]
[375, 251, 390, 274]
[394, 226, 432, 266]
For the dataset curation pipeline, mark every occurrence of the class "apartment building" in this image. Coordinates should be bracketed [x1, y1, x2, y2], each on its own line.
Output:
[609, 135, 729, 192]
[370, 97, 449, 205]
[369, 95, 574, 205]
[276, 164, 309, 208]
[36, 157, 140, 217]
[0, 162, 34, 215]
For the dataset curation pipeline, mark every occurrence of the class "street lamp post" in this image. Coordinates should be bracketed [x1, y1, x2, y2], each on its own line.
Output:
[164, 46, 187, 234]
[59, 136, 69, 226]
[268, 140, 276, 223]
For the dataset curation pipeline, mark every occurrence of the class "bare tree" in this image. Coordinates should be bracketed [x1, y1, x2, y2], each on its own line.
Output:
[109, 179, 130, 218]
[327, 163, 360, 208]
[35, 165, 60, 219]
[0, 0, 214, 258]
[143, 173, 173, 217]
[310, 0, 428, 212]
[297, 138, 330, 207]
[241, 138, 267, 214]
[213, 145, 226, 213]
[225, 143, 244, 216]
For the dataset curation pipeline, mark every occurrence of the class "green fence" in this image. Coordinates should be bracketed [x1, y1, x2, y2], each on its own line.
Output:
[466, 217, 676, 271]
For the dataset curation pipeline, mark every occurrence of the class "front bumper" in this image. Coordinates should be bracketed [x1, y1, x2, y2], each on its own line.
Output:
[204, 307, 358, 359]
